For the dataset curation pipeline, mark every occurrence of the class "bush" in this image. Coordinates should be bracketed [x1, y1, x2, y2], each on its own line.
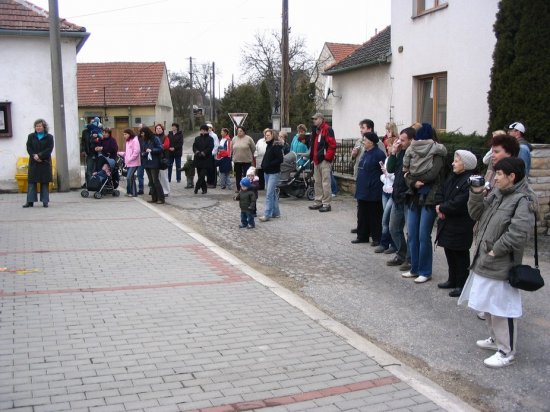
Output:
[437, 131, 490, 177]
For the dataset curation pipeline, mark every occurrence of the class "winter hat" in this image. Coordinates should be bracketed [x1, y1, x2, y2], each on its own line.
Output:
[363, 132, 379, 144]
[240, 178, 252, 188]
[455, 150, 477, 171]
[246, 166, 256, 176]
[415, 123, 434, 140]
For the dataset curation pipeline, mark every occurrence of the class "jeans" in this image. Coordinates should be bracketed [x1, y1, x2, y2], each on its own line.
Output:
[407, 204, 437, 277]
[331, 172, 338, 195]
[219, 172, 232, 189]
[126, 167, 138, 196]
[137, 166, 145, 192]
[167, 155, 181, 182]
[389, 201, 408, 260]
[263, 172, 281, 218]
[380, 194, 396, 249]
[27, 182, 49, 204]
[240, 211, 255, 227]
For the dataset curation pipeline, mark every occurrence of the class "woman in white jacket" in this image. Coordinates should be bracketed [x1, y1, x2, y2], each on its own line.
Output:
[253, 128, 268, 190]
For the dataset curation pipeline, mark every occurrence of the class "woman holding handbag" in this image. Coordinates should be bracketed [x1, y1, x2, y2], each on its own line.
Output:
[459, 157, 537, 368]
[140, 126, 164, 204]
[154, 124, 170, 197]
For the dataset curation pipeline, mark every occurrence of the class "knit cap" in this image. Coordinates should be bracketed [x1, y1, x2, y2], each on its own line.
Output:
[415, 123, 433, 141]
[240, 178, 251, 188]
[455, 150, 477, 171]
[246, 167, 256, 176]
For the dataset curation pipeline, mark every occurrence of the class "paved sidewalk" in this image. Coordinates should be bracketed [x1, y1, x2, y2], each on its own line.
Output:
[0, 192, 471, 412]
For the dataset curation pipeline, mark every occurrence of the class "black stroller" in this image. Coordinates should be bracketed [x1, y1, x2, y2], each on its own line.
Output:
[81, 155, 121, 199]
[276, 151, 314, 200]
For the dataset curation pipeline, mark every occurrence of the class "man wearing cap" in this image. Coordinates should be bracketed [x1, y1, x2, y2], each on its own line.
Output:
[508, 122, 531, 176]
[206, 123, 219, 188]
[308, 113, 337, 212]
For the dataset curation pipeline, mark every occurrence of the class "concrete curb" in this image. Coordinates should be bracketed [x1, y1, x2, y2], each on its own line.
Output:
[139, 197, 478, 412]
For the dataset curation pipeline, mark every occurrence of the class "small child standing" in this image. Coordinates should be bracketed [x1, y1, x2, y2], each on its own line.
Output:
[182, 154, 195, 189]
[246, 167, 260, 216]
[239, 178, 256, 229]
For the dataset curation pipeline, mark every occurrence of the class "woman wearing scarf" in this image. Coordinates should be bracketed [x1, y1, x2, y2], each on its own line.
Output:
[23, 119, 54, 208]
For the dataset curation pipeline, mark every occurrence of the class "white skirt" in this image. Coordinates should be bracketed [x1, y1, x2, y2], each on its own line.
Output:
[458, 271, 522, 318]
[159, 169, 170, 195]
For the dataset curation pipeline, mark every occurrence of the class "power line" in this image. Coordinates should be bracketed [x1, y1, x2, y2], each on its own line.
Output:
[66, 0, 169, 19]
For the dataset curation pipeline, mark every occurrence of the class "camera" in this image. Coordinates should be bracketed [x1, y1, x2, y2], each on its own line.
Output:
[469, 175, 485, 187]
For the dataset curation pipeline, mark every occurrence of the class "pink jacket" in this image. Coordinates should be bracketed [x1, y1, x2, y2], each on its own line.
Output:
[118, 136, 141, 167]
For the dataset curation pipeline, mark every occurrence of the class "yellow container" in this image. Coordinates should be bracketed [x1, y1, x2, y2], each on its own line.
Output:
[15, 157, 56, 193]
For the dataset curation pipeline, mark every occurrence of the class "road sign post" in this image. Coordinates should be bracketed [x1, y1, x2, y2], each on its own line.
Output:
[228, 113, 248, 137]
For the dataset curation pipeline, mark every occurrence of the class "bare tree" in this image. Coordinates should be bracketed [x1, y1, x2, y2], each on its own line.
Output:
[240, 30, 314, 104]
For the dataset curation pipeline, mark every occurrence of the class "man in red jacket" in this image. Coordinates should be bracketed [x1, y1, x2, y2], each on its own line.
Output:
[309, 113, 337, 212]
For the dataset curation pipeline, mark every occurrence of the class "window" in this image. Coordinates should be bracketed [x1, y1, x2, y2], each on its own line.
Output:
[0, 102, 12, 138]
[414, 0, 448, 16]
[417, 73, 447, 130]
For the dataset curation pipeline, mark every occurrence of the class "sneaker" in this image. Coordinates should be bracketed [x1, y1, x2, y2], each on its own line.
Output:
[258, 216, 270, 222]
[272, 215, 281, 218]
[238, 224, 247, 228]
[247, 225, 255, 229]
[401, 271, 417, 278]
[386, 256, 404, 266]
[484, 351, 515, 368]
[383, 246, 397, 254]
[414, 275, 431, 283]
[374, 245, 386, 253]
[476, 337, 498, 351]
[477, 312, 486, 320]
[399, 262, 412, 271]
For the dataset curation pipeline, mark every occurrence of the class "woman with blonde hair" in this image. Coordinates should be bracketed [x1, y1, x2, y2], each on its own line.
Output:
[383, 121, 399, 155]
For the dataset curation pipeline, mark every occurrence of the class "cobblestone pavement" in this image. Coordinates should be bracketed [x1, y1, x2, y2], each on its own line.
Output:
[0, 191, 465, 412]
[156, 166, 550, 412]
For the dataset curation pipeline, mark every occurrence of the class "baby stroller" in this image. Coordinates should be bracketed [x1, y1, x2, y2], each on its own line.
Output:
[81, 155, 121, 199]
[276, 151, 315, 200]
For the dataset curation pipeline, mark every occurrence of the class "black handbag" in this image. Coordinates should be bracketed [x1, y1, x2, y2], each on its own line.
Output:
[159, 157, 168, 170]
[508, 210, 544, 291]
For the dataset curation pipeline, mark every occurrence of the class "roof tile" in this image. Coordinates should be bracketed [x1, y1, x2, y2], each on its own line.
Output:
[0, 0, 85, 32]
[77, 62, 167, 107]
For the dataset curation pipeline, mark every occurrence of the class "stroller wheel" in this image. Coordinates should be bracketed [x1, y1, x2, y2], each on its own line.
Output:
[306, 186, 315, 201]
[80, 190, 89, 198]
[113, 190, 120, 197]
[93, 192, 102, 199]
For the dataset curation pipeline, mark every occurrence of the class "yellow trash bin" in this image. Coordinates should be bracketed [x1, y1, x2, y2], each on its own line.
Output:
[15, 157, 56, 193]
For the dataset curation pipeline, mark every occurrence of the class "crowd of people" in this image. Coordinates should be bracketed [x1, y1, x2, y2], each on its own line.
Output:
[24, 115, 537, 369]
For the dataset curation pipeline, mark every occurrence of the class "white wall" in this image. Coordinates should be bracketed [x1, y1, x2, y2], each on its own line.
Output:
[390, 0, 499, 134]
[331, 64, 392, 139]
[312, 44, 336, 113]
[154, 68, 174, 127]
[0, 35, 81, 191]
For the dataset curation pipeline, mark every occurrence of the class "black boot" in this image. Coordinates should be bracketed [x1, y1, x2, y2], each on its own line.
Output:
[22, 202, 33, 208]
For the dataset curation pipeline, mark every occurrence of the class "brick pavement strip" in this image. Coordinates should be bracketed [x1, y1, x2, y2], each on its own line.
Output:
[0, 193, 455, 411]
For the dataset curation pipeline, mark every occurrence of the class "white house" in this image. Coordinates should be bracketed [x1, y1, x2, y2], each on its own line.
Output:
[0, 0, 88, 191]
[324, 0, 499, 138]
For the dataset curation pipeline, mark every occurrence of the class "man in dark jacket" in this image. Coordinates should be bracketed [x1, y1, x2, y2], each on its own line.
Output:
[167, 123, 184, 183]
[192, 125, 214, 194]
[385, 127, 414, 268]
[308, 113, 337, 212]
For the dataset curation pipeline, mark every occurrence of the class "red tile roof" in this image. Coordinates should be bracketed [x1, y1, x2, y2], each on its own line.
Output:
[77, 62, 167, 107]
[325, 43, 361, 64]
[0, 0, 85, 32]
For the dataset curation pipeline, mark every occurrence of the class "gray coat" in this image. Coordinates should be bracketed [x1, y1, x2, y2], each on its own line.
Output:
[468, 178, 536, 281]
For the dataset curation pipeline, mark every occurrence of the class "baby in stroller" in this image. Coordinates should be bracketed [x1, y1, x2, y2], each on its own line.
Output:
[81, 155, 121, 198]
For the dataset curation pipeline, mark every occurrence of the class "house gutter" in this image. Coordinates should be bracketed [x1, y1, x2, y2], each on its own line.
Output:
[0, 29, 90, 53]
[324, 53, 391, 76]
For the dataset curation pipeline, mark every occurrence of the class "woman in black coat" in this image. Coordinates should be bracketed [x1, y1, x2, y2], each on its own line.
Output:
[435, 150, 477, 297]
[140, 126, 164, 204]
[192, 124, 214, 194]
[23, 119, 54, 208]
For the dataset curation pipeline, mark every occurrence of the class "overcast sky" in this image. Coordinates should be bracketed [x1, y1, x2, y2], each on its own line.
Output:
[33, 0, 390, 96]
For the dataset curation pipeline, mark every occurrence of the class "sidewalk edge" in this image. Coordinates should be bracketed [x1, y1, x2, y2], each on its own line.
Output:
[142, 200, 478, 412]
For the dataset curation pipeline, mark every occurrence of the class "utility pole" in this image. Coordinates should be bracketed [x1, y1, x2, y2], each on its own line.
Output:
[211, 62, 216, 122]
[189, 57, 194, 131]
[281, 0, 290, 128]
[48, 0, 69, 191]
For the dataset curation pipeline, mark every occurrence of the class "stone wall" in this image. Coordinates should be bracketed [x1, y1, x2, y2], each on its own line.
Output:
[334, 143, 550, 235]
[529, 144, 550, 235]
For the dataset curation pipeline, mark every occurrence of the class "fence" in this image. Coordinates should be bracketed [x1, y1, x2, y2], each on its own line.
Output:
[333, 139, 357, 175]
